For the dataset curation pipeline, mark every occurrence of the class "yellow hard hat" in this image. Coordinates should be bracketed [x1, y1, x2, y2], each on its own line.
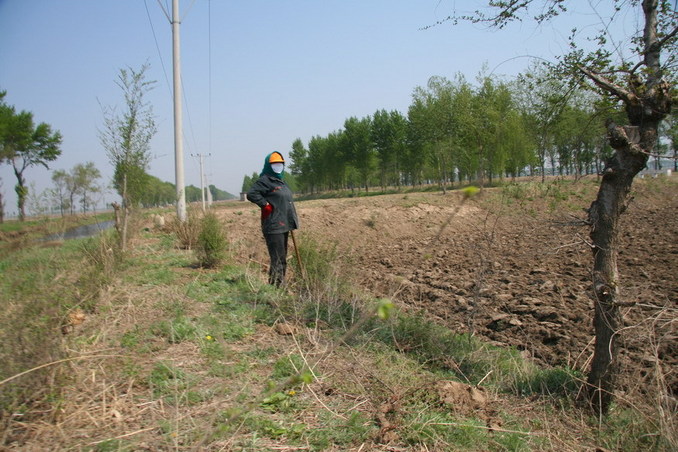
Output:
[269, 152, 285, 164]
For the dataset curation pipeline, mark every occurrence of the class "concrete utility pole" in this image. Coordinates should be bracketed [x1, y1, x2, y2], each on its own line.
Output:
[192, 153, 210, 212]
[172, 0, 186, 221]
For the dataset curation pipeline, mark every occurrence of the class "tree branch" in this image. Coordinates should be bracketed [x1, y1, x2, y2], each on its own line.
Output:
[651, 24, 678, 52]
[578, 66, 638, 105]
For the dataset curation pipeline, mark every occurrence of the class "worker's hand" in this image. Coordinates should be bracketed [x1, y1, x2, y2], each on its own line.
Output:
[261, 203, 273, 219]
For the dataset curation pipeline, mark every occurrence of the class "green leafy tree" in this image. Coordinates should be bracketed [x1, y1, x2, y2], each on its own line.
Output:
[442, 0, 676, 414]
[371, 109, 408, 188]
[139, 175, 176, 207]
[372, 109, 396, 188]
[51, 162, 102, 215]
[0, 93, 62, 220]
[208, 184, 234, 201]
[405, 96, 431, 186]
[289, 138, 307, 176]
[241, 172, 258, 194]
[343, 116, 375, 192]
[74, 162, 102, 213]
[409, 77, 455, 190]
[99, 63, 157, 208]
[305, 135, 326, 192]
[51, 169, 73, 216]
[515, 65, 572, 178]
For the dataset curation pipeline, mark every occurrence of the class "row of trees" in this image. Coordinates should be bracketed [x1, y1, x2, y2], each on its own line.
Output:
[1, 63, 235, 222]
[283, 69, 675, 195]
[135, 174, 234, 207]
[33, 165, 232, 218]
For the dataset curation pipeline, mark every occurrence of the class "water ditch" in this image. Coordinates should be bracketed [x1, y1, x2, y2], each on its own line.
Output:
[43, 220, 116, 242]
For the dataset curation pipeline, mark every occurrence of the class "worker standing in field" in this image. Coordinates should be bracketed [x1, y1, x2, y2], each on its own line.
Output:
[246, 151, 299, 287]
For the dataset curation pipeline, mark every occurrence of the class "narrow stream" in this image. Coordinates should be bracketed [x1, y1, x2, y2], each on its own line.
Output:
[43, 220, 116, 241]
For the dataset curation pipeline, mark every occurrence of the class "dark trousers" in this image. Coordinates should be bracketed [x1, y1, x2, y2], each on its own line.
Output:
[265, 232, 289, 287]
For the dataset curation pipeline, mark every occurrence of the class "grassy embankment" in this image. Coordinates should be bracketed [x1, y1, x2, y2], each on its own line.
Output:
[1, 178, 675, 450]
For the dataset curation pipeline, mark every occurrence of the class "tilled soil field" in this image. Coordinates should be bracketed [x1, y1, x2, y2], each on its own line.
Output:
[222, 177, 677, 398]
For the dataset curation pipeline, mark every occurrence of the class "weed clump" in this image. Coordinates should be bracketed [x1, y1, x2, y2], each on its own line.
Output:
[77, 230, 122, 311]
[288, 234, 365, 329]
[169, 208, 201, 250]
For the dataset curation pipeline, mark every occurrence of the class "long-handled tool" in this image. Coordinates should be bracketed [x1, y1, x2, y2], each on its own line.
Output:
[290, 230, 306, 281]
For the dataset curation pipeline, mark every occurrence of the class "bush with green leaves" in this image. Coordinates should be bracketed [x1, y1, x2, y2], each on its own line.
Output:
[195, 212, 228, 268]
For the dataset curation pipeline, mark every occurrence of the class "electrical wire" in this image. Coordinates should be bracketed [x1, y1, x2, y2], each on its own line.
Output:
[144, 0, 172, 99]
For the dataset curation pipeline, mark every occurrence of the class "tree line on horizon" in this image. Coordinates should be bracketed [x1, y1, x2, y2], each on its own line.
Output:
[0, 67, 235, 222]
[271, 67, 676, 195]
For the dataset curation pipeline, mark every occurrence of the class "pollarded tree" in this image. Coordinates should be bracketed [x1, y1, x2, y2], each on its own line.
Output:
[442, 0, 676, 414]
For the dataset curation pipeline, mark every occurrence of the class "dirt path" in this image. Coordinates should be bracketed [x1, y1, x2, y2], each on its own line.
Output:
[218, 178, 678, 396]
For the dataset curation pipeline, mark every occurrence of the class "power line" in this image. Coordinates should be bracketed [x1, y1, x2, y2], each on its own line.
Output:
[144, 0, 172, 99]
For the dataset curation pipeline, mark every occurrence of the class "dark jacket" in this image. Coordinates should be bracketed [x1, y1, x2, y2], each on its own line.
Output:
[246, 174, 299, 235]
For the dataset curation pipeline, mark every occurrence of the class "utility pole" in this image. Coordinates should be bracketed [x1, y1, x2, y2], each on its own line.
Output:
[172, 0, 186, 221]
[192, 153, 210, 212]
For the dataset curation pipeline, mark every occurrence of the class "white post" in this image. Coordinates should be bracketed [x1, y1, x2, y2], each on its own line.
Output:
[172, 0, 186, 221]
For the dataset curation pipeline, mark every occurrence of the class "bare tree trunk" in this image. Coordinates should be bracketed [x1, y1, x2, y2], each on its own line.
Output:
[586, 123, 649, 414]
[584, 108, 672, 414]
[121, 174, 129, 252]
[580, 0, 672, 414]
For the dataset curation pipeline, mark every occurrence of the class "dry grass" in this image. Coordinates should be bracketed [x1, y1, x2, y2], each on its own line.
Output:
[2, 187, 676, 450]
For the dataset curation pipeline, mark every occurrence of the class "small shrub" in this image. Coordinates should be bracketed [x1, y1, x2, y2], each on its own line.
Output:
[195, 212, 228, 268]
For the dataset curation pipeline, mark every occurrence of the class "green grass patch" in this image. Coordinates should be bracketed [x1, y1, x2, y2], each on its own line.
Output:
[150, 316, 197, 344]
[510, 367, 583, 397]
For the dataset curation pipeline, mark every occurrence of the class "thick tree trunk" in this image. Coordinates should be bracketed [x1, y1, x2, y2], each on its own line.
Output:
[586, 116, 663, 414]
[586, 124, 647, 414]
[580, 0, 672, 412]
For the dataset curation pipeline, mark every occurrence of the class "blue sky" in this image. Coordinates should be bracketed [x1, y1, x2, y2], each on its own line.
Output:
[0, 0, 638, 216]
